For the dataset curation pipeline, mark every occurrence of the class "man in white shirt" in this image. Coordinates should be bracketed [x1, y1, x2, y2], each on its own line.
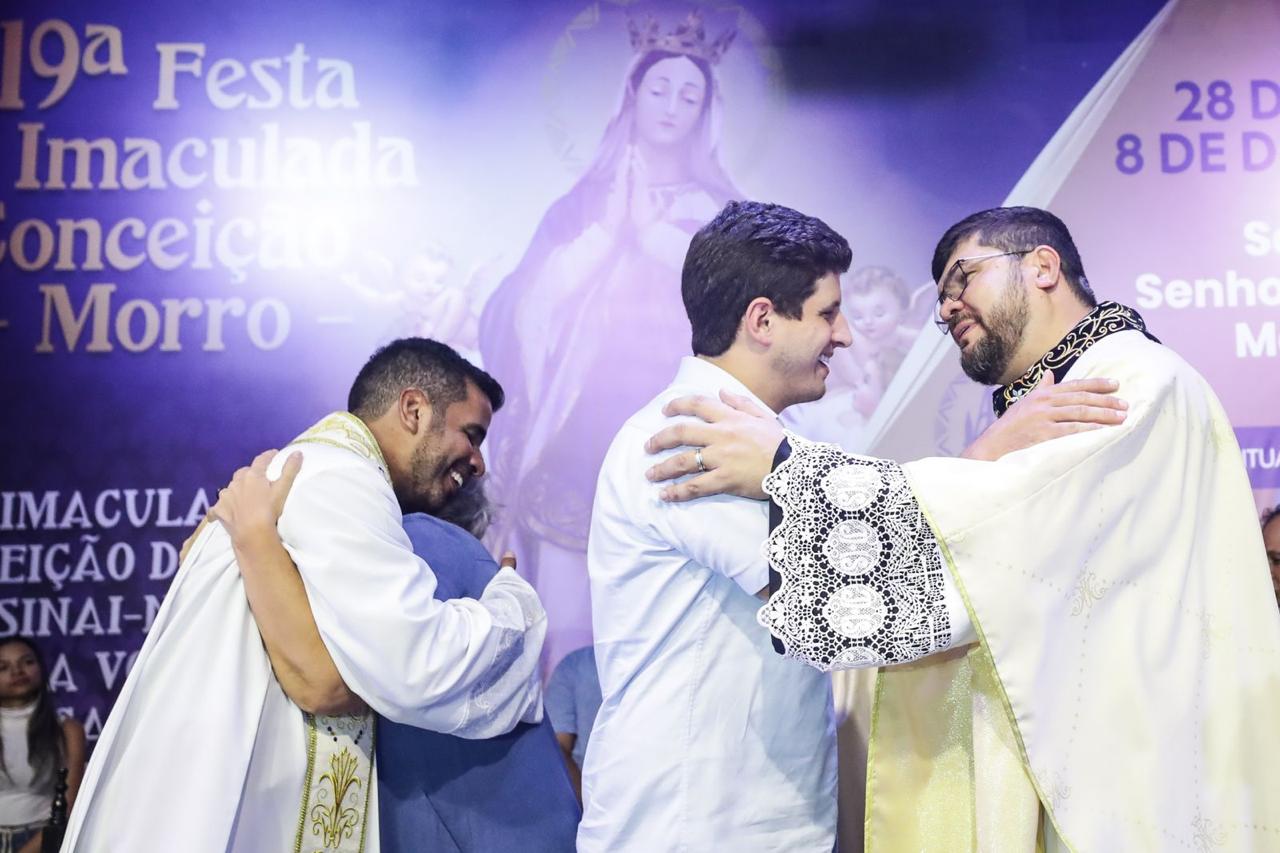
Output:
[581, 201, 874, 849]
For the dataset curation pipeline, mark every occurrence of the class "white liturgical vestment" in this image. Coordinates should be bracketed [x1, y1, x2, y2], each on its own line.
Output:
[580, 357, 970, 852]
[761, 316, 1280, 851]
[62, 413, 546, 853]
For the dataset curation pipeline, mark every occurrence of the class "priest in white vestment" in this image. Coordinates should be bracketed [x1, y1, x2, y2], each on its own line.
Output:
[62, 339, 547, 853]
[646, 207, 1280, 851]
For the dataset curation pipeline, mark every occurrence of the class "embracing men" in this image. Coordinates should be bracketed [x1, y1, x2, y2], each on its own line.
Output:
[580, 202, 1127, 851]
[64, 339, 556, 852]
[645, 205, 1280, 851]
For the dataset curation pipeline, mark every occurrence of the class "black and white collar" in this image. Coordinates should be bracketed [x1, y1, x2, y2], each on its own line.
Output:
[992, 301, 1159, 417]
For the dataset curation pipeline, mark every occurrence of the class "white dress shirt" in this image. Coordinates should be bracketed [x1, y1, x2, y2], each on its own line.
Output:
[579, 357, 838, 852]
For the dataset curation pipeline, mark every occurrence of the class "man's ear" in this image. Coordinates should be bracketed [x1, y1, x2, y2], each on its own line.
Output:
[742, 296, 776, 347]
[398, 388, 434, 435]
[1029, 245, 1062, 292]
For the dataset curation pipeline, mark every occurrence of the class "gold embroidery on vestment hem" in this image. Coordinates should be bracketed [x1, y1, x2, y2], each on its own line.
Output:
[311, 748, 361, 846]
[358, 719, 375, 853]
[284, 413, 382, 852]
[294, 712, 375, 853]
[293, 713, 319, 853]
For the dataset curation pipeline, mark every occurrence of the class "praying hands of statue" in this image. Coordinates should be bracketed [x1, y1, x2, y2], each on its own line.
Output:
[960, 373, 1126, 461]
[601, 145, 665, 238]
[644, 390, 782, 503]
[600, 147, 631, 238]
[626, 146, 662, 229]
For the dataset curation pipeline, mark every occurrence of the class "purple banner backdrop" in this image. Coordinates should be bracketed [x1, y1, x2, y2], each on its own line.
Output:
[6, 0, 1272, 742]
[1051, 0, 1280, 512]
[855, 0, 1280, 514]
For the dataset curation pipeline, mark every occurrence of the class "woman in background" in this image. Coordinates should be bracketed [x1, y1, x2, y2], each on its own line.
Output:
[0, 638, 85, 853]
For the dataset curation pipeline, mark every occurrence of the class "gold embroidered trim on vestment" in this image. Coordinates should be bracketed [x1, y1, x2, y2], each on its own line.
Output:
[993, 301, 1152, 417]
[292, 412, 391, 486]
[294, 711, 376, 853]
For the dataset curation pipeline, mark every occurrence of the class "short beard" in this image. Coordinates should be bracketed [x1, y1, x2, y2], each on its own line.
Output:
[406, 421, 448, 513]
[769, 350, 826, 411]
[959, 269, 1029, 385]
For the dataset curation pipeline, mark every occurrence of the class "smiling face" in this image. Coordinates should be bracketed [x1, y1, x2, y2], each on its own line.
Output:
[401, 381, 493, 514]
[0, 641, 41, 707]
[768, 272, 853, 408]
[939, 237, 1032, 385]
[633, 55, 708, 148]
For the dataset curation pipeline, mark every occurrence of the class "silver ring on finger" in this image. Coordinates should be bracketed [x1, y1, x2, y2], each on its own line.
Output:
[695, 448, 706, 473]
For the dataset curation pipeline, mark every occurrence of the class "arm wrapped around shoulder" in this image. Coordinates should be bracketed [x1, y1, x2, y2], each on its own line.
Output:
[276, 447, 547, 738]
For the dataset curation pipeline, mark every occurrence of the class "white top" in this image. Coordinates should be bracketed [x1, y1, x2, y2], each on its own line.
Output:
[770, 329, 1280, 850]
[580, 356, 841, 852]
[0, 703, 50, 826]
[63, 413, 546, 853]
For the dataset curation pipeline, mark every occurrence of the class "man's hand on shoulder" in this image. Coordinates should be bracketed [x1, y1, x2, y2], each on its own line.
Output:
[211, 449, 303, 553]
[644, 390, 782, 502]
[962, 374, 1127, 462]
[210, 449, 366, 716]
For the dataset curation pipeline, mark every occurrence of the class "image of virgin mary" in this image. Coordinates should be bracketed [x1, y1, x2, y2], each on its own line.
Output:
[479, 11, 741, 658]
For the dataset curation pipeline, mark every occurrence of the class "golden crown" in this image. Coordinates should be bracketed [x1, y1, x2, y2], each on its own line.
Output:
[627, 10, 736, 66]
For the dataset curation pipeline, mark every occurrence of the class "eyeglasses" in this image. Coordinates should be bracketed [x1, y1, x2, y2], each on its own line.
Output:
[933, 249, 1033, 331]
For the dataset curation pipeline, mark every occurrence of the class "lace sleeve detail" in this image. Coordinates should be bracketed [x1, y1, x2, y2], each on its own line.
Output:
[756, 432, 951, 672]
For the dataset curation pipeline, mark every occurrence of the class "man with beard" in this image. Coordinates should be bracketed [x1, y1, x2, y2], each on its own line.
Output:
[577, 202, 1121, 851]
[644, 206, 1280, 851]
[63, 339, 548, 853]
